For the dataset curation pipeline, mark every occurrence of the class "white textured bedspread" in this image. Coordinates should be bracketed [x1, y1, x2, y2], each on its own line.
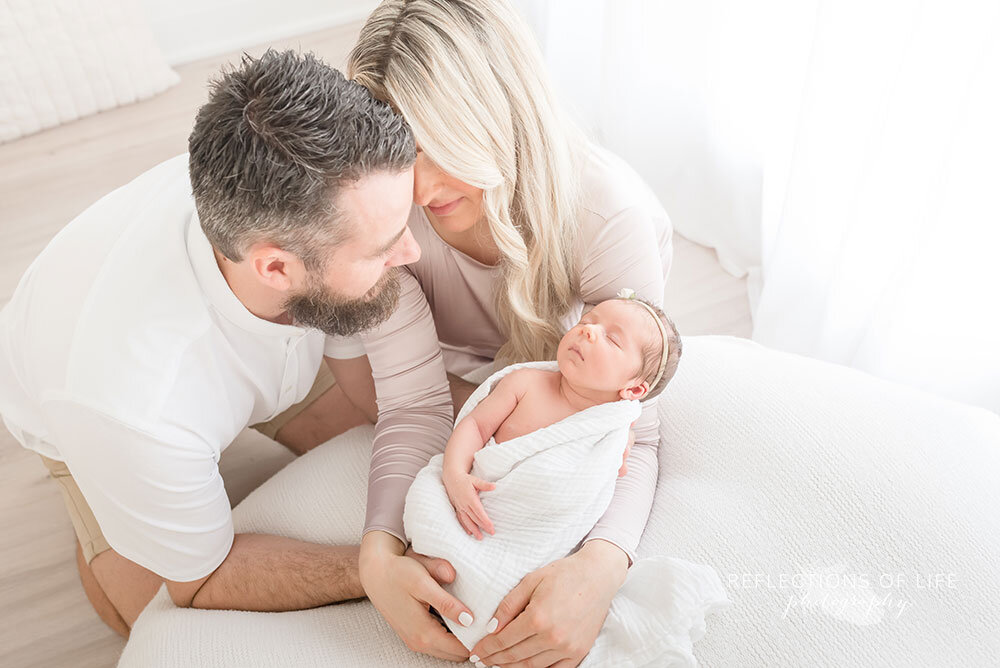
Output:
[118, 336, 1000, 668]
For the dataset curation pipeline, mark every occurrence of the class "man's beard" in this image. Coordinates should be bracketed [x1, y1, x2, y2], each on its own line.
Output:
[283, 268, 401, 337]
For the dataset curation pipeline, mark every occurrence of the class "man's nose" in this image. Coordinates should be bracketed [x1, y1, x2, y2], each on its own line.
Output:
[412, 154, 441, 207]
[386, 226, 421, 267]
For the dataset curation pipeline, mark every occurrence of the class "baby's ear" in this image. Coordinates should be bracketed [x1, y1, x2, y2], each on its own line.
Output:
[619, 381, 649, 401]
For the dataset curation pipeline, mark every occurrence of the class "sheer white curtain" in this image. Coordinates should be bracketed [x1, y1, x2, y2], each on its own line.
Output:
[512, 0, 765, 278]
[518, 0, 1000, 413]
[755, 0, 1000, 413]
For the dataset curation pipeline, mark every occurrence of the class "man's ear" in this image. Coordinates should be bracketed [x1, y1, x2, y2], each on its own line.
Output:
[248, 243, 298, 292]
[619, 380, 649, 401]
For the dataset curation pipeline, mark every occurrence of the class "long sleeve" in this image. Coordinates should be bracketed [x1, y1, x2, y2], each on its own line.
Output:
[360, 269, 454, 544]
[583, 398, 659, 566]
[576, 201, 671, 565]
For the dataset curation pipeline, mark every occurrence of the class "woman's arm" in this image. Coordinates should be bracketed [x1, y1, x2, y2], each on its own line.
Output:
[357, 270, 454, 543]
[583, 399, 659, 565]
[351, 270, 473, 662]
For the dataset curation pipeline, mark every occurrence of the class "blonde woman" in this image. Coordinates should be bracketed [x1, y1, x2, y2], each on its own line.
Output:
[270, 0, 673, 664]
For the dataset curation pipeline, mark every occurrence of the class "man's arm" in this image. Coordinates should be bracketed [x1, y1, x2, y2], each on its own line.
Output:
[45, 400, 364, 612]
[167, 534, 362, 611]
[325, 354, 378, 424]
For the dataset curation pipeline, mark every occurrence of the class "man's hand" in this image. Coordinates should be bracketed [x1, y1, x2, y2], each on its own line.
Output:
[359, 531, 474, 663]
[443, 468, 496, 539]
[470, 539, 629, 668]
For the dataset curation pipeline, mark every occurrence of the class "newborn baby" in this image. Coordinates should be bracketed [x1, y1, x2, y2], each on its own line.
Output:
[443, 290, 681, 540]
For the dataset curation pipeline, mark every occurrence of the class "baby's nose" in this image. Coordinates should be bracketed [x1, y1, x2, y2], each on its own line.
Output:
[582, 324, 597, 340]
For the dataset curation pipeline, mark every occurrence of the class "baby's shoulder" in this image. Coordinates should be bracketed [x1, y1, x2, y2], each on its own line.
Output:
[496, 367, 559, 394]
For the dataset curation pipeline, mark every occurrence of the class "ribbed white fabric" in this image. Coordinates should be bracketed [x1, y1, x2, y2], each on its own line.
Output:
[0, 0, 179, 143]
[119, 336, 1000, 668]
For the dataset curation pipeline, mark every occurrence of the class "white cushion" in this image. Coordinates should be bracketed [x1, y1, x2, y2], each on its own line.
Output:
[118, 336, 1000, 667]
[0, 0, 179, 143]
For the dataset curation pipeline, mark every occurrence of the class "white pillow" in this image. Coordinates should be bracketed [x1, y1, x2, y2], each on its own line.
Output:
[0, 0, 179, 143]
[119, 336, 1000, 667]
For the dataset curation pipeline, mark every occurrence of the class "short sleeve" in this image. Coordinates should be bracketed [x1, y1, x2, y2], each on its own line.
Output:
[40, 400, 234, 582]
[324, 333, 366, 359]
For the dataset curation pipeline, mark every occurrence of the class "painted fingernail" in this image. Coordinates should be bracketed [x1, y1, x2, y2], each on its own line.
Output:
[469, 655, 480, 663]
[475, 662, 486, 668]
[486, 617, 499, 633]
[459, 611, 474, 627]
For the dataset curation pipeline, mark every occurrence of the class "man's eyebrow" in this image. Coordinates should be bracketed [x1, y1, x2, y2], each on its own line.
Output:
[373, 225, 407, 256]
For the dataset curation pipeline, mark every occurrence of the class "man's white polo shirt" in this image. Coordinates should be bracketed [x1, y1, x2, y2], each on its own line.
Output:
[0, 154, 363, 581]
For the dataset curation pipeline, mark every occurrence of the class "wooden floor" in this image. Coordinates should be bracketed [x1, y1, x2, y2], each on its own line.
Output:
[0, 21, 751, 668]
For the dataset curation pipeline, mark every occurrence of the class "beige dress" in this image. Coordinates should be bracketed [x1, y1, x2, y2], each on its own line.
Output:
[359, 146, 673, 565]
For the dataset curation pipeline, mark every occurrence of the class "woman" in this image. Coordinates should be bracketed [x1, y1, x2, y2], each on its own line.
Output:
[269, 0, 673, 664]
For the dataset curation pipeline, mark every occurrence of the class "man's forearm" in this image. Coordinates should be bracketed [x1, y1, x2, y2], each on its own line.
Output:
[190, 533, 363, 611]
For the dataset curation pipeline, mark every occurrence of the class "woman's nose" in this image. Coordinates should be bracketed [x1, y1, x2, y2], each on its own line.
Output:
[412, 154, 441, 207]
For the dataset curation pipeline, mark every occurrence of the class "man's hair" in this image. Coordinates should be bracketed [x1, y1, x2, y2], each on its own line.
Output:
[620, 296, 682, 402]
[188, 49, 416, 269]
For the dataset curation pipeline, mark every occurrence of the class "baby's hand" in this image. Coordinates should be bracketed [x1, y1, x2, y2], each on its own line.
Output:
[442, 468, 496, 540]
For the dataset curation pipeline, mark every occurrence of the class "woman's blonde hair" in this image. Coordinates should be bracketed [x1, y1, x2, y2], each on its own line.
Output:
[348, 0, 589, 364]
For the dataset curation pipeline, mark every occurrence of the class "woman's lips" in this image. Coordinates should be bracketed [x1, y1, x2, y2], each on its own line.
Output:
[427, 198, 461, 216]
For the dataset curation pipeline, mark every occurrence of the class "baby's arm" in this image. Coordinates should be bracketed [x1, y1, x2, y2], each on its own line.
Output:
[442, 370, 528, 539]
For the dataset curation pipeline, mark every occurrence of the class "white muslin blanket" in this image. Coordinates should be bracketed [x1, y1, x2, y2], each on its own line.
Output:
[402, 361, 730, 666]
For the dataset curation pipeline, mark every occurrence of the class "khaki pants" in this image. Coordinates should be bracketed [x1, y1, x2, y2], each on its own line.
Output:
[39, 454, 112, 564]
[41, 364, 335, 563]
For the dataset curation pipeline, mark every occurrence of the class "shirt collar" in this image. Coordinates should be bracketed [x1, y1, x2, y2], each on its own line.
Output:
[186, 210, 308, 338]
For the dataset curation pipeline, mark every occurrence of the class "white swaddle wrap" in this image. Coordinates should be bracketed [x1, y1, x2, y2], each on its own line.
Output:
[403, 361, 730, 666]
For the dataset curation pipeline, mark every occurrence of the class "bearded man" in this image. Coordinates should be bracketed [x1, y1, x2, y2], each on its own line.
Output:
[0, 50, 435, 635]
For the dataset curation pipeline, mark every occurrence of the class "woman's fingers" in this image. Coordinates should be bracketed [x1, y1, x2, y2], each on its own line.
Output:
[471, 573, 541, 660]
[506, 648, 566, 668]
[418, 576, 477, 632]
[471, 603, 538, 664]
[404, 547, 456, 584]
[406, 612, 472, 662]
[362, 547, 469, 662]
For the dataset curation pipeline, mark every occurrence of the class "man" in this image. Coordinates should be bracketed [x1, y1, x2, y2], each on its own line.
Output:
[0, 50, 459, 636]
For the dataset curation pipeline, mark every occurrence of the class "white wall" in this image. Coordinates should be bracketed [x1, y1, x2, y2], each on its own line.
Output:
[140, 0, 379, 65]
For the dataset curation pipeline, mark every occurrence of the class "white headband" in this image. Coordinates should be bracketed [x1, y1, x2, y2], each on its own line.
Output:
[615, 288, 669, 390]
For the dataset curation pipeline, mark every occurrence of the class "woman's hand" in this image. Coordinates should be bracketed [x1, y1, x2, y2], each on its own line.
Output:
[470, 539, 629, 667]
[443, 468, 496, 539]
[359, 531, 474, 663]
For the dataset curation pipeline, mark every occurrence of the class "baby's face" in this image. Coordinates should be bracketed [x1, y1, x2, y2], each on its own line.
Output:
[556, 299, 656, 399]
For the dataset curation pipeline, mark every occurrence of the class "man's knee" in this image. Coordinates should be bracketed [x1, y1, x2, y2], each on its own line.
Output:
[75, 542, 131, 638]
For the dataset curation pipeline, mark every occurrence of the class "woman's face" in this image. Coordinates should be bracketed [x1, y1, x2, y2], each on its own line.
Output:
[412, 148, 484, 234]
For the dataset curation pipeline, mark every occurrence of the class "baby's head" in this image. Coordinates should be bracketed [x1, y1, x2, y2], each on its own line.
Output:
[556, 292, 682, 403]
